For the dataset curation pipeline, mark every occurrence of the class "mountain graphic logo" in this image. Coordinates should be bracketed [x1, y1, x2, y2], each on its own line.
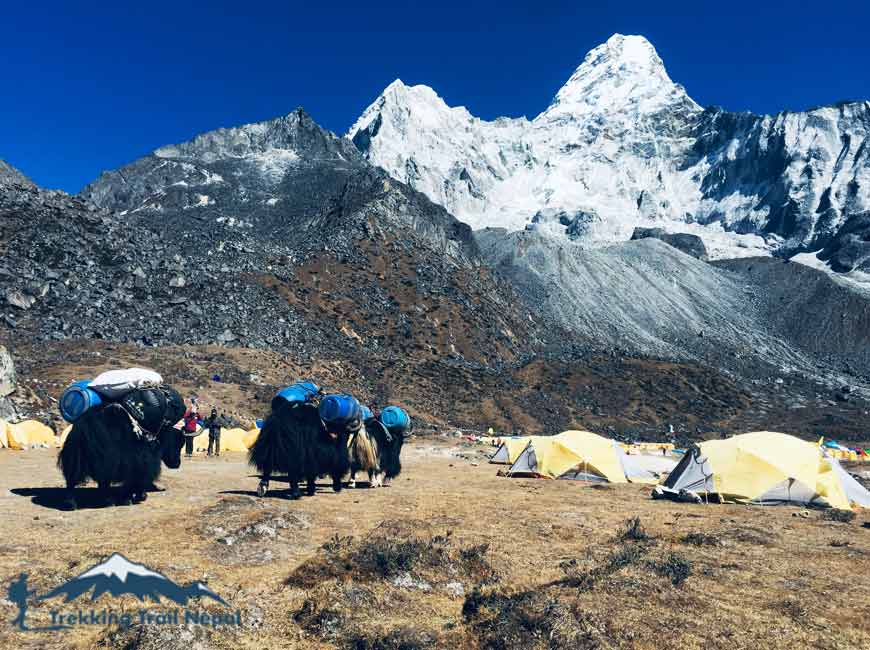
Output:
[38, 553, 228, 607]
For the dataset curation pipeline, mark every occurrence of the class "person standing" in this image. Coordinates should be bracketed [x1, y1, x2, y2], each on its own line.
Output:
[182, 403, 199, 457]
[205, 408, 224, 457]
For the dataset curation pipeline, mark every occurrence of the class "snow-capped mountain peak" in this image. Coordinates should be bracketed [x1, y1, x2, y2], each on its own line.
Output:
[347, 33, 707, 236]
[540, 33, 699, 120]
[349, 78, 474, 145]
[348, 32, 870, 273]
[78, 553, 164, 582]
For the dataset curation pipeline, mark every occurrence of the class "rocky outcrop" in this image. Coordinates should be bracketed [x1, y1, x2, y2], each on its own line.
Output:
[0, 159, 35, 188]
[630, 227, 708, 260]
[0, 345, 15, 396]
[0, 345, 18, 420]
[817, 212, 870, 273]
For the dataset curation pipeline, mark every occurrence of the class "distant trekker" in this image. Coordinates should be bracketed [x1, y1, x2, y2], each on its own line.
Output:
[182, 404, 199, 457]
[205, 408, 224, 457]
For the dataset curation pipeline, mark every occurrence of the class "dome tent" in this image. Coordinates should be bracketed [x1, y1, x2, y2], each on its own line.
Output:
[507, 430, 658, 483]
[490, 436, 535, 464]
[3, 420, 56, 449]
[654, 431, 870, 510]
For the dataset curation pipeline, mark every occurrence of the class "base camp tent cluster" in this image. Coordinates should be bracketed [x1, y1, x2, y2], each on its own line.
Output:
[654, 431, 870, 510]
[492, 429, 870, 511]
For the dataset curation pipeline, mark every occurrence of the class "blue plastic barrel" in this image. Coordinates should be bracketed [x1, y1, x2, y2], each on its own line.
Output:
[276, 381, 320, 404]
[318, 394, 361, 425]
[59, 380, 103, 422]
[379, 406, 410, 435]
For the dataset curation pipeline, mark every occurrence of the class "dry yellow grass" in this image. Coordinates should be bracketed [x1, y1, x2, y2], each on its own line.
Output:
[0, 440, 868, 649]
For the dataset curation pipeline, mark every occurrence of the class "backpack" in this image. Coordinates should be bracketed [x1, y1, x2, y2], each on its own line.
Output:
[360, 405, 374, 422]
[379, 406, 411, 437]
[59, 380, 103, 423]
[272, 381, 321, 412]
[318, 394, 362, 429]
[119, 388, 169, 435]
[90, 368, 163, 400]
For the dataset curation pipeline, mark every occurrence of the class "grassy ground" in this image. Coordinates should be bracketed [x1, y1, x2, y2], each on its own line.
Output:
[0, 440, 868, 649]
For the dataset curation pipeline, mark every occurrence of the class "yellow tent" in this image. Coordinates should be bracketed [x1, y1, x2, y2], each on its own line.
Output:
[507, 431, 658, 484]
[59, 424, 73, 447]
[0, 419, 9, 448]
[656, 431, 870, 509]
[5, 420, 57, 449]
[490, 436, 536, 464]
[243, 427, 260, 449]
[191, 427, 250, 454]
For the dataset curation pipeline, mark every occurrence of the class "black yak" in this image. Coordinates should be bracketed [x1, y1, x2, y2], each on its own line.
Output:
[348, 419, 408, 488]
[57, 387, 187, 510]
[249, 401, 351, 499]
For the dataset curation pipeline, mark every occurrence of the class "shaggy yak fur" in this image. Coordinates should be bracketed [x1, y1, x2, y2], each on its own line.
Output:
[249, 401, 351, 499]
[57, 388, 187, 510]
[348, 420, 407, 488]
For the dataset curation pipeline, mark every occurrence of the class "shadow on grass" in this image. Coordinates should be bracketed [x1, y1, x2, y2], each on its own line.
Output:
[12, 482, 167, 511]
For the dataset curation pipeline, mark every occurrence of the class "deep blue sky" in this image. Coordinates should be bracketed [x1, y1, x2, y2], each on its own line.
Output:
[3, 1, 869, 193]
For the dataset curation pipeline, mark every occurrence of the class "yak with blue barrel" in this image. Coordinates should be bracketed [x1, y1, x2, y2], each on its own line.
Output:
[249, 384, 352, 499]
[57, 383, 187, 510]
[348, 404, 412, 489]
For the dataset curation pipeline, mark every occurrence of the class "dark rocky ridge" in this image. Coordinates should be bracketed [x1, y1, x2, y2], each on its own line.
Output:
[0, 159, 35, 188]
[818, 212, 870, 273]
[683, 103, 870, 272]
[630, 227, 708, 260]
[2, 112, 541, 366]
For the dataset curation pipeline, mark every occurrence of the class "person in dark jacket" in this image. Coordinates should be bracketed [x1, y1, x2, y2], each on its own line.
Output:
[205, 408, 225, 457]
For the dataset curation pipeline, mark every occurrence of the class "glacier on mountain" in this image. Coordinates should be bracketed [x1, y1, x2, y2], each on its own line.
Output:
[348, 34, 870, 271]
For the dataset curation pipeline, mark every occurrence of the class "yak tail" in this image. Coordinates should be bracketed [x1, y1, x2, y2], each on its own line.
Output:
[352, 427, 379, 470]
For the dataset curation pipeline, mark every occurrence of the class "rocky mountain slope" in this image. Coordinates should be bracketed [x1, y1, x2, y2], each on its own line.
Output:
[2, 104, 868, 437]
[2, 114, 540, 367]
[475, 229, 870, 397]
[0, 160, 34, 187]
[349, 34, 870, 275]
